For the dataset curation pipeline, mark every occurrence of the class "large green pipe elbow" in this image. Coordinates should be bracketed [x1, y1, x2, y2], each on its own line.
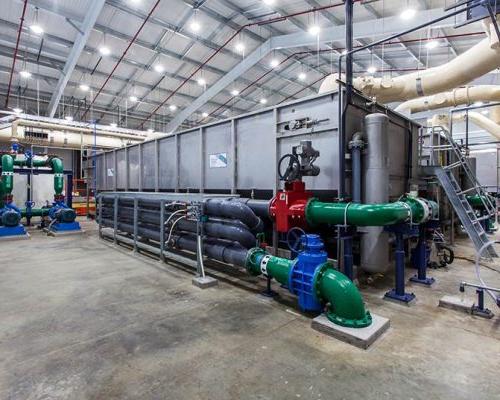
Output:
[1, 154, 14, 196]
[313, 264, 371, 327]
[50, 157, 64, 195]
[467, 194, 494, 209]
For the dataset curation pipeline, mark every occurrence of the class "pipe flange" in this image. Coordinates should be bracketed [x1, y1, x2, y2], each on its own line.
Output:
[325, 308, 372, 329]
[259, 255, 272, 276]
[348, 139, 365, 150]
[244, 247, 267, 276]
[414, 197, 430, 224]
[312, 262, 333, 303]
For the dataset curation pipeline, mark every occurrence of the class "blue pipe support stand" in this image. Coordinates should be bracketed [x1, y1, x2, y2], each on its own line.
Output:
[49, 221, 81, 232]
[410, 221, 437, 286]
[384, 223, 419, 304]
[0, 224, 26, 237]
[287, 234, 327, 312]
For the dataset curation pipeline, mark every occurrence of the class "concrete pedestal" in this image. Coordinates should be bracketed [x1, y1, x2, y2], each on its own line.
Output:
[192, 276, 218, 289]
[311, 313, 390, 349]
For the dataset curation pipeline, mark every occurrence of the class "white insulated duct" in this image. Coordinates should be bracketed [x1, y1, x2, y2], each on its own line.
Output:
[453, 112, 500, 140]
[0, 117, 148, 149]
[319, 18, 500, 103]
[395, 86, 500, 114]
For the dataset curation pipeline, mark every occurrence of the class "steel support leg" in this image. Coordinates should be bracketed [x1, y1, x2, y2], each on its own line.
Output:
[385, 231, 416, 304]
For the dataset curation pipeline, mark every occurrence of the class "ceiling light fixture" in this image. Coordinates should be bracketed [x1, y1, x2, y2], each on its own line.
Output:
[65, 116, 74, 122]
[99, 46, 111, 56]
[260, 98, 268, 105]
[129, 95, 138, 103]
[425, 40, 439, 50]
[13, 108, 23, 114]
[20, 70, 32, 79]
[29, 24, 44, 35]
[231, 89, 240, 96]
[190, 20, 201, 33]
[270, 59, 280, 68]
[79, 83, 90, 92]
[308, 25, 320, 36]
[197, 77, 206, 86]
[298, 72, 307, 81]
[202, 112, 209, 118]
[263, 0, 275, 5]
[154, 64, 164, 73]
[367, 66, 377, 74]
[473, 101, 484, 107]
[400, 8, 417, 20]
[235, 42, 245, 53]
[169, 104, 177, 111]
[147, 128, 154, 133]
[110, 123, 117, 128]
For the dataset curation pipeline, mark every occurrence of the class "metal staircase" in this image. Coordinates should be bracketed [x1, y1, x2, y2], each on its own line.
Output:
[421, 126, 497, 258]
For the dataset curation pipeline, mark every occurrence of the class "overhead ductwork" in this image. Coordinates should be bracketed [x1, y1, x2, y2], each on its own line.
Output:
[0, 115, 151, 149]
[395, 85, 500, 114]
[453, 111, 500, 140]
[319, 18, 500, 103]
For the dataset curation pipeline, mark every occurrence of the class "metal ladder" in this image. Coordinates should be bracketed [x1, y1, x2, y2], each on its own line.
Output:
[422, 126, 497, 258]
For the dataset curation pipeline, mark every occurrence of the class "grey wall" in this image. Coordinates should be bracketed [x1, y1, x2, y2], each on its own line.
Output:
[94, 91, 420, 199]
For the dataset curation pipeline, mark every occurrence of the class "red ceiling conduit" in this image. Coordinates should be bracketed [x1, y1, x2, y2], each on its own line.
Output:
[137, 0, 360, 128]
[82, 0, 162, 120]
[5, 0, 29, 109]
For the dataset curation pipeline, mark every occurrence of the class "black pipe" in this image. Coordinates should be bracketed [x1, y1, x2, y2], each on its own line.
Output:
[99, 206, 256, 248]
[100, 217, 248, 267]
[236, 198, 271, 219]
[204, 198, 263, 232]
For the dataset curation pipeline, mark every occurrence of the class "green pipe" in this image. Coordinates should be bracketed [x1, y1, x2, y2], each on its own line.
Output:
[20, 208, 50, 217]
[305, 196, 433, 227]
[245, 249, 371, 328]
[1, 154, 14, 200]
[466, 194, 494, 209]
[50, 157, 64, 195]
[313, 263, 371, 327]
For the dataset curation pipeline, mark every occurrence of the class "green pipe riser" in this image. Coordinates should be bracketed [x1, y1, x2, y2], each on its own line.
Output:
[313, 263, 371, 328]
[1, 154, 14, 198]
[305, 197, 432, 227]
[50, 158, 64, 195]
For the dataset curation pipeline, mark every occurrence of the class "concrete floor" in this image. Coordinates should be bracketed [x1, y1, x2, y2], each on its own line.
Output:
[0, 221, 499, 400]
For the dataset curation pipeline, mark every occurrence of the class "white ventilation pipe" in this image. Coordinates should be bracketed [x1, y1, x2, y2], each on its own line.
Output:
[490, 105, 500, 124]
[395, 86, 500, 114]
[319, 18, 500, 103]
[0, 119, 146, 149]
[453, 112, 500, 140]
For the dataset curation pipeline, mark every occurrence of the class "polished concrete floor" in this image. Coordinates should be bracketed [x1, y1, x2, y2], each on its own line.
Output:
[0, 221, 499, 400]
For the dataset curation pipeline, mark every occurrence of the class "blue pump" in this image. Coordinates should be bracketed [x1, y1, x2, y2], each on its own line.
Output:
[287, 234, 328, 312]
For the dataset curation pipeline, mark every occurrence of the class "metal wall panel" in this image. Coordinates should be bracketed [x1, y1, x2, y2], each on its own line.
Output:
[203, 122, 232, 190]
[158, 136, 177, 189]
[141, 141, 156, 190]
[128, 146, 140, 189]
[236, 111, 275, 190]
[179, 131, 201, 189]
[104, 151, 115, 189]
[116, 149, 126, 189]
[473, 149, 499, 191]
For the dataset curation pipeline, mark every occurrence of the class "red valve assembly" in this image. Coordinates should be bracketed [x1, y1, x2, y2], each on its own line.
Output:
[269, 180, 312, 233]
